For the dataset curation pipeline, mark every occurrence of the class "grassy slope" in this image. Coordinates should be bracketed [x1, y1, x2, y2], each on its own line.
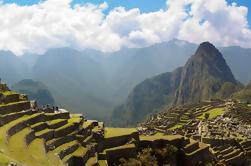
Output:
[0, 112, 65, 166]
[197, 108, 225, 120]
[104, 128, 136, 138]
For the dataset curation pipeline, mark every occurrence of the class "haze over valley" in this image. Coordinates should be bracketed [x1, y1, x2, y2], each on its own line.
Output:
[1, 39, 251, 123]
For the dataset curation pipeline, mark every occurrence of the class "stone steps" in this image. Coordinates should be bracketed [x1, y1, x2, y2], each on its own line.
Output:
[225, 152, 245, 165]
[224, 149, 241, 160]
[220, 146, 233, 156]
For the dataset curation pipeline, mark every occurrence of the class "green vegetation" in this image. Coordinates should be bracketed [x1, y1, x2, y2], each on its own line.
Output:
[119, 144, 178, 166]
[233, 81, 251, 102]
[0, 153, 14, 165]
[198, 108, 225, 120]
[2, 91, 18, 96]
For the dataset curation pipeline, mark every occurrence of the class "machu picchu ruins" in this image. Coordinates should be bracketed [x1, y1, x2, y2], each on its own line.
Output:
[0, 76, 251, 166]
[139, 99, 251, 165]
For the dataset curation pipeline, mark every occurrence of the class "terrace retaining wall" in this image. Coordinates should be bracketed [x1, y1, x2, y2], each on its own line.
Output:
[102, 132, 139, 150]
[0, 101, 31, 115]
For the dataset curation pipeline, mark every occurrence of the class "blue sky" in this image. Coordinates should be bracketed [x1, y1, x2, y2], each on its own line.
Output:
[1, 0, 251, 55]
[2, 0, 251, 25]
[2, 0, 250, 25]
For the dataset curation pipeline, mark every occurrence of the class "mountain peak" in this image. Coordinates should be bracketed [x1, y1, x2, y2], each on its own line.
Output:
[194, 42, 222, 59]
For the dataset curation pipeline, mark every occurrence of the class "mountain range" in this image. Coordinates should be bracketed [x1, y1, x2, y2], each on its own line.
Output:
[0, 39, 251, 123]
[112, 42, 242, 126]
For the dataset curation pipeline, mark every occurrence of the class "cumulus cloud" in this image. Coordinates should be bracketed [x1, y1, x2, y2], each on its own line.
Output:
[0, 0, 250, 55]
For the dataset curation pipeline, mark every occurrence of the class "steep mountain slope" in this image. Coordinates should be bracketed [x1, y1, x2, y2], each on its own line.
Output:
[174, 42, 238, 104]
[12, 79, 55, 106]
[112, 67, 183, 127]
[113, 42, 240, 126]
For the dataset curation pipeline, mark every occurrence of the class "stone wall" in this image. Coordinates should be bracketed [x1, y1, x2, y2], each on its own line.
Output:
[4, 94, 20, 104]
[181, 146, 210, 166]
[45, 112, 70, 121]
[106, 146, 137, 166]
[25, 130, 36, 146]
[0, 110, 34, 126]
[58, 144, 79, 159]
[6, 114, 43, 139]
[38, 130, 54, 142]
[46, 135, 76, 152]
[48, 120, 67, 129]
[32, 123, 47, 132]
[139, 137, 184, 149]
[54, 124, 78, 138]
[102, 132, 139, 150]
[202, 137, 236, 146]
[0, 101, 31, 115]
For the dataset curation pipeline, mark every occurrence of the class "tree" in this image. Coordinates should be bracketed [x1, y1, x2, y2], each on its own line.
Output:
[204, 113, 210, 120]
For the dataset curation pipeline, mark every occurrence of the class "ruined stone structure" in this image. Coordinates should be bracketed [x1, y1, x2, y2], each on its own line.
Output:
[0, 81, 250, 166]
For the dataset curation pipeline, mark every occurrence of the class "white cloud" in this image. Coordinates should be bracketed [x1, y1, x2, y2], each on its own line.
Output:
[0, 0, 250, 55]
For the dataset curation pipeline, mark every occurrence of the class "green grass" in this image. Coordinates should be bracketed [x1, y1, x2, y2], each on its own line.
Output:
[197, 108, 225, 120]
[2, 91, 17, 96]
[140, 134, 183, 141]
[105, 143, 135, 151]
[35, 128, 53, 137]
[98, 160, 108, 166]
[86, 154, 98, 166]
[169, 124, 183, 130]
[0, 113, 65, 166]
[0, 153, 15, 165]
[104, 128, 136, 138]
[68, 117, 81, 123]
[47, 119, 65, 125]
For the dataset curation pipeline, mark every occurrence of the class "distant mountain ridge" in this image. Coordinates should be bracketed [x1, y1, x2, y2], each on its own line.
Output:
[112, 42, 241, 126]
[12, 79, 55, 107]
[0, 39, 251, 122]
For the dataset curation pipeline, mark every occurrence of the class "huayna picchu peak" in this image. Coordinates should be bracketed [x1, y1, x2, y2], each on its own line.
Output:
[113, 42, 241, 127]
[174, 41, 238, 105]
